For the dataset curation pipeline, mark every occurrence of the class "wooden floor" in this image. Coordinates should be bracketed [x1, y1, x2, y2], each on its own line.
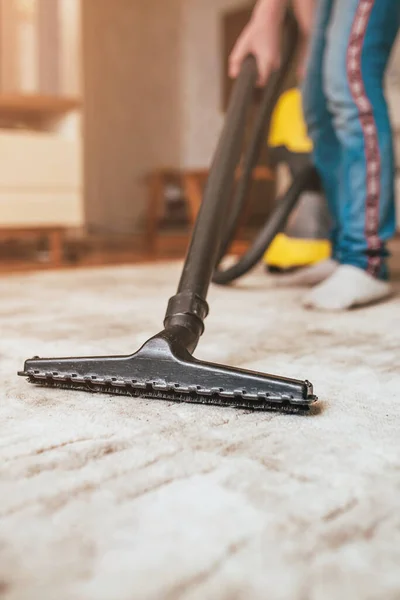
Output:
[0, 233, 253, 275]
[0, 233, 399, 277]
[0, 234, 182, 274]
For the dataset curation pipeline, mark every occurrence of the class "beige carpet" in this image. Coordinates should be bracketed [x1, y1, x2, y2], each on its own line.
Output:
[1, 261, 400, 600]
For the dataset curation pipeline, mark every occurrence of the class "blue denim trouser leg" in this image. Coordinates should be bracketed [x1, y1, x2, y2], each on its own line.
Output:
[302, 0, 400, 280]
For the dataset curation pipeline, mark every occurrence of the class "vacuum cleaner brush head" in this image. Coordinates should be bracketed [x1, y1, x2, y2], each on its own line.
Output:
[19, 329, 317, 413]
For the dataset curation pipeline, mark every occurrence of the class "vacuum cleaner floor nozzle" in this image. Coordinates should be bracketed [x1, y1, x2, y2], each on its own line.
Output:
[19, 329, 317, 413]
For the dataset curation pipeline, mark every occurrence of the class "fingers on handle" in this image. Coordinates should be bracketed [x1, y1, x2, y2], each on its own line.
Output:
[255, 55, 271, 86]
[229, 47, 279, 86]
[228, 41, 246, 78]
[257, 54, 281, 86]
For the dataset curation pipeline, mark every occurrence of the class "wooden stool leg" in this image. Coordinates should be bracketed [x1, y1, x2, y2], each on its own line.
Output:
[183, 174, 203, 226]
[48, 229, 63, 267]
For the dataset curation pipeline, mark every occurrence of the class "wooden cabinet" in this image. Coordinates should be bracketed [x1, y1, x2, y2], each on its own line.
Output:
[0, 0, 83, 259]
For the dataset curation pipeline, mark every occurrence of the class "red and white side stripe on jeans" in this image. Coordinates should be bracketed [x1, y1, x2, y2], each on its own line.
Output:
[346, 0, 382, 276]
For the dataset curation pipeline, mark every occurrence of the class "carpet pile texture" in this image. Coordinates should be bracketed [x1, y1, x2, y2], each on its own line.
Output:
[1, 263, 400, 600]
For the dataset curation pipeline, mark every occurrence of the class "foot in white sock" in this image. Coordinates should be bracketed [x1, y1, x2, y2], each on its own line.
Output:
[273, 259, 338, 287]
[303, 265, 391, 311]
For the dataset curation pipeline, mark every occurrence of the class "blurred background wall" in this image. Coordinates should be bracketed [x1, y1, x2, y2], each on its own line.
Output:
[181, 0, 244, 169]
[82, 0, 182, 235]
[82, 0, 247, 235]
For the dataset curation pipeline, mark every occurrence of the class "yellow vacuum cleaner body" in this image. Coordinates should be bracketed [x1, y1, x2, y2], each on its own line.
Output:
[264, 88, 331, 272]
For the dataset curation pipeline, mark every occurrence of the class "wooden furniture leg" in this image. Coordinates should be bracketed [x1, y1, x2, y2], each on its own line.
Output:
[182, 173, 204, 226]
[48, 228, 64, 266]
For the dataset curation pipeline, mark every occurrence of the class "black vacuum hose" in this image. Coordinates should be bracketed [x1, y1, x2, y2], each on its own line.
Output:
[212, 11, 317, 286]
[212, 165, 319, 285]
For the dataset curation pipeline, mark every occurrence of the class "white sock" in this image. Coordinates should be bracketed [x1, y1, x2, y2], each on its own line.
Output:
[272, 259, 338, 287]
[303, 264, 392, 311]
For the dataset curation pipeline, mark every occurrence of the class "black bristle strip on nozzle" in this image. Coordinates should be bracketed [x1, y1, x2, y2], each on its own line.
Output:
[21, 376, 309, 414]
[18, 330, 317, 414]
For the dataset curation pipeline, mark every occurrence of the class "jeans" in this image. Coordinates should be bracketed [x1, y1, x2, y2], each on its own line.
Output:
[302, 0, 400, 279]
